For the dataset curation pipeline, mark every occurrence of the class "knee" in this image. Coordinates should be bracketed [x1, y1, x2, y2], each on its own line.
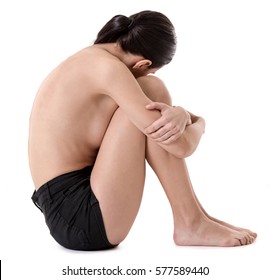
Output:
[137, 75, 165, 94]
[112, 107, 132, 123]
[137, 76, 172, 105]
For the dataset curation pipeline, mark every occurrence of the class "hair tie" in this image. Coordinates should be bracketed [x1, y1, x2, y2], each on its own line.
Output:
[128, 19, 135, 30]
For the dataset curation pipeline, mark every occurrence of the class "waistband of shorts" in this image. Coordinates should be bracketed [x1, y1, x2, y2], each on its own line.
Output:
[31, 166, 93, 210]
[36, 166, 92, 194]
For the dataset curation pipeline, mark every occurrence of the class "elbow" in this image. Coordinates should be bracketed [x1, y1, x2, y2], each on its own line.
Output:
[157, 137, 198, 159]
[173, 143, 196, 159]
[174, 150, 191, 159]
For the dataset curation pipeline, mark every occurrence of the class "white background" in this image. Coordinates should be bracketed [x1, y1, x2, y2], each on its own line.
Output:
[0, 0, 268, 279]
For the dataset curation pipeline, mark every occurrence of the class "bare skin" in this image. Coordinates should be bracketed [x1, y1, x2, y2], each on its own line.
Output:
[29, 43, 256, 247]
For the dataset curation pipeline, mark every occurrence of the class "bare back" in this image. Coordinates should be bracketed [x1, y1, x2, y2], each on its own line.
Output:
[29, 47, 119, 189]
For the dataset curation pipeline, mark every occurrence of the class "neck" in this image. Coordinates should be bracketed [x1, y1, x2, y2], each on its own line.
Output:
[93, 43, 144, 68]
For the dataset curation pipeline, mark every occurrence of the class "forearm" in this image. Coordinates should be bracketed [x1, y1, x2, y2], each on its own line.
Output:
[157, 116, 205, 158]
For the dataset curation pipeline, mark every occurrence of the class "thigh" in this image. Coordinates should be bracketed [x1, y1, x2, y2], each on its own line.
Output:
[90, 108, 146, 245]
[90, 76, 171, 245]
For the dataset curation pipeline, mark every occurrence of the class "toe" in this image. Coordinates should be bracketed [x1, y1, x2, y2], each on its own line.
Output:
[245, 233, 252, 245]
[246, 229, 257, 238]
[233, 238, 242, 246]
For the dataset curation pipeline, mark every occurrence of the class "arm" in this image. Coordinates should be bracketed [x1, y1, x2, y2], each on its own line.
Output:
[101, 60, 202, 157]
[144, 101, 205, 158]
[144, 102, 192, 144]
[145, 103, 205, 158]
[170, 113, 205, 158]
[101, 61, 164, 132]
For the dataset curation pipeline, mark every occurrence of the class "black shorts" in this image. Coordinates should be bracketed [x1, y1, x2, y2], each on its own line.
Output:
[31, 166, 117, 251]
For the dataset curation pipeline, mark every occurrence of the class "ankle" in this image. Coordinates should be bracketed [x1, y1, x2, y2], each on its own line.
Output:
[173, 214, 210, 246]
[174, 210, 204, 230]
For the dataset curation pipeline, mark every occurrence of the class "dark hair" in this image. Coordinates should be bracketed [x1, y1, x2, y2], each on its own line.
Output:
[94, 10, 177, 68]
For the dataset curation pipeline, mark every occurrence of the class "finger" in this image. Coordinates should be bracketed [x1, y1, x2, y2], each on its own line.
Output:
[160, 132, 181, 145]
[149, 126, 174, 141]
[150, 123, 180, 141]
[156, 130, 176, 143]
[145, 102, 168, 111]
[150, 126, 181, 143]
[144, 117, 166, 134]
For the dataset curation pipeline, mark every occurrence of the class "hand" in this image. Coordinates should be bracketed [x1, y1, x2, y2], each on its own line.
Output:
[144, 102, 191, 144]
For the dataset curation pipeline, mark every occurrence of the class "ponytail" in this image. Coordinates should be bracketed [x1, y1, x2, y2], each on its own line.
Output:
[94, 15, 133, 44]
[94, 11, 177, 68]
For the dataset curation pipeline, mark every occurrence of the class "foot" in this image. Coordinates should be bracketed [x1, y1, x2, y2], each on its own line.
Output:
[197, 204, 257, 239]
[193, 195, 257, 239]
[174, 215, 256, 247]
[207, 215, 257, 239]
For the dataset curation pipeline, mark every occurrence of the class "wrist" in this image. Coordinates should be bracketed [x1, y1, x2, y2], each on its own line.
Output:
[186, 111, 192, 125]
[173, 105, 192, 125]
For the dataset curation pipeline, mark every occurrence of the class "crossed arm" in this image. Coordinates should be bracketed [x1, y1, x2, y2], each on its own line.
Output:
[102, 61, 205, 158]
[145, 102, 205, 158]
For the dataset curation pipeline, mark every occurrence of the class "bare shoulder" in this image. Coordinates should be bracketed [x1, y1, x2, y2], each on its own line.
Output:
[83, 46, 126, 70]
[80, 47, 132, 86]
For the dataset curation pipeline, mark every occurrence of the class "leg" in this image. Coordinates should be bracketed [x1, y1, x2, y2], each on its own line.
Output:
[140, 75, 256, 246]
[146, 139, 256, 246]
[90, 76, 173, 246]
[91, 75, 256, 247]
[192, 190, 257, 238]
[90, 108, 146, 245]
